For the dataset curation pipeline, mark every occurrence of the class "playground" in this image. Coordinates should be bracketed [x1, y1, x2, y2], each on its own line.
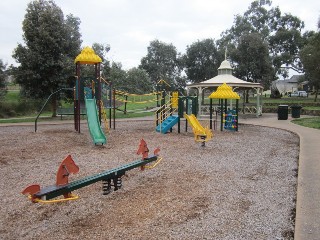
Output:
[0, 47, 299, 239]
[0, 119, 298, 239]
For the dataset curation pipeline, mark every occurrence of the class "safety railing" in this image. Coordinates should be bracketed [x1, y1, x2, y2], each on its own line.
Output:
[155, 99, 178, 133]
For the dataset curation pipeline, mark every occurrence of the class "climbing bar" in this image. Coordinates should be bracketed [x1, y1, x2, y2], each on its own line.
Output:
[114, 96, 161, 104]
[114, 89, 162, 96]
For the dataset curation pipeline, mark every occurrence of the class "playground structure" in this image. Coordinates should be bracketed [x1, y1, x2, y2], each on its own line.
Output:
[184, 114, 213, 146]
[155, 88, 214, 146]
[22, 139, 162, 203]
[74, 47, 108, 145]
[154, 82, 241, 145]
[153, 79, 215, 145]
[151, 79, 214, 145]
[34, 47, 111, 145]
[34, 47, 239, 147]
[209, 83, 240, 131]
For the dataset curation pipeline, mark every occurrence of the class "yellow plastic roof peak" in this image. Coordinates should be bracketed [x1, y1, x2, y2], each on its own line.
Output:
[74, 46, 102, 64]
[209, 83, 240, 99]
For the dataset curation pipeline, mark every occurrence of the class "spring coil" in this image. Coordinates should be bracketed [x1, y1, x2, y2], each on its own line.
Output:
[113, 177, 122, 191]
[102, 179, 112, 195]
[102, 177, 122, 195]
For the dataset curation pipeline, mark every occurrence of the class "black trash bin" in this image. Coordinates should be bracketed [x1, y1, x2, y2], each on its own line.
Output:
[278, 105, 288, 120]
[291, 105, 302, 118]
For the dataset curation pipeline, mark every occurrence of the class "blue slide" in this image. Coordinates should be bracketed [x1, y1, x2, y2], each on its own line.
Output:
[85, 98, 107, 145]
[156, 115, 179, 134]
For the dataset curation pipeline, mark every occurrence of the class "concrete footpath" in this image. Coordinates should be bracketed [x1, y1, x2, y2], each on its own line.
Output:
[240, 113, 320, 240]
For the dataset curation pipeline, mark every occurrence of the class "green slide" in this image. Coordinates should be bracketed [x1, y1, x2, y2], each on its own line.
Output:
[85, 98, 107, 145]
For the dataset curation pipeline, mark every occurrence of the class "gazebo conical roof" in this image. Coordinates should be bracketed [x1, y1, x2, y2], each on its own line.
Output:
[209, 83, 240, 99]
[75, 46, 102, 64]
[218, 60, 233, 70]
[187, 59, 263, 89]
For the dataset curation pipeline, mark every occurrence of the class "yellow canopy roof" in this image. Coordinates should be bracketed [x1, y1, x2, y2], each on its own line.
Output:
[209, 83, 240, 99]
[74, 46, 102, 64]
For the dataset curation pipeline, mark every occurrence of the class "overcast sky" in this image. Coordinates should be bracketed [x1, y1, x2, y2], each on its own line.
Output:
[0, 0, 319, 70]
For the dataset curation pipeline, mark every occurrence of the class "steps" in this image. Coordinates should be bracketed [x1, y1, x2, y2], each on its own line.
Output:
[156, 115, 179, 134]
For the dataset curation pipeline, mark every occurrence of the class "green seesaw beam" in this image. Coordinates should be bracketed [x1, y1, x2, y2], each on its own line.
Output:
[34, 155, 158, 200]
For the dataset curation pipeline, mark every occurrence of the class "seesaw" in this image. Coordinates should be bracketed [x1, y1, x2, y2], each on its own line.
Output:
[22, 139, 162, 203]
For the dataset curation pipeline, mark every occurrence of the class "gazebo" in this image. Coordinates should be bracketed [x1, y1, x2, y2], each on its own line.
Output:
[186, 59, 264, 117]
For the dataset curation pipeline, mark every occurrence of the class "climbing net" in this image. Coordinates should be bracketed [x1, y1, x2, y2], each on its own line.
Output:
[114, 90, 164, 104]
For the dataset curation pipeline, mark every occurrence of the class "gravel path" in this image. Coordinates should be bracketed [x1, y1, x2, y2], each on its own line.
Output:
[0, 121, 298, 239]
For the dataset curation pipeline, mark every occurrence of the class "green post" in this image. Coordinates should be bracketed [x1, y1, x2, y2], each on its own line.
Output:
[109, 85, 112, 129]
[236, 99, 239, 131]
[161, 91, 166, 108]
[124, 95, 128, 114]
[220, 99, 223, 131]
[185, 98, 189, 132]
[178, 98, 184, 118]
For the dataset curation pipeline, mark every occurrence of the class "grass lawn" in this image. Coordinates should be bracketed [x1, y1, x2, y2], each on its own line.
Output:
[291, 117, 320, 129]
[0, 89, 158, 123]
[1, 89, 319, 124]
[3, 90, 21, 102]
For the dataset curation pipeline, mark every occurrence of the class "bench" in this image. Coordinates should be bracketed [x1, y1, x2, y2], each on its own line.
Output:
[57, 108, 86, 120]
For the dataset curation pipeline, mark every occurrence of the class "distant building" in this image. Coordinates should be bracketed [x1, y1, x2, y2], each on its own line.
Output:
[271, 75, 309, 95]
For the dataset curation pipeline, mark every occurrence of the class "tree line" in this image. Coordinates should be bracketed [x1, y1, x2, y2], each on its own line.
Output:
[0, 0, 319, 102]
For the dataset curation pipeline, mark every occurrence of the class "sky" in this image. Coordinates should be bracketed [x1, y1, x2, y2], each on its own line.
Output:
[0, 0, 319, 70]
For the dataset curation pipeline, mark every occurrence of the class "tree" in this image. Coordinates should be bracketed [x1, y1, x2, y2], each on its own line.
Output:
[140, 39, 183, 89]
[218, 0, 305, 79]
[108, 63, 153, 94]
[126, 68, 152, 94]
[232, 32, 274, 86]
[92, 43, 111, 78]
[108, 62, 127, 90]
[184, 39, 223, 83]
[0, 60, 7, 98]
[300, 20, 320, 102]
[12, 0, 82, 115]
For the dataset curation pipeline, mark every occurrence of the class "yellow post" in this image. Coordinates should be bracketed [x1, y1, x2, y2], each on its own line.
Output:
[171, 91, 178, 108]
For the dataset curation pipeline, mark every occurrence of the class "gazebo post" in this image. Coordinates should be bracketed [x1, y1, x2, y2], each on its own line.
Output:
[198, 87, 202, 116]
[209, 98, 213, 129]
[256, 88, 261, 117]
